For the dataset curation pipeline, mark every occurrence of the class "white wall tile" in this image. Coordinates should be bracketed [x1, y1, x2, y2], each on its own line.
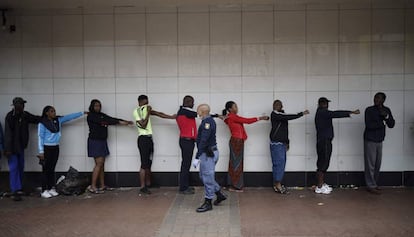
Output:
[274, 10, 305, 43]
[178, 45, 210, 76]
[115, 77, 147, 93]
[338, 91, 371, 124]
[146, 93, 179, 123]
[242, 11, 273, 44]
[84, 47, 115, 77]
[147, 77, 178, 93]
[52, 15, 83, 46]
[115, 46, 146, 77]
[53, 47, 84, 78]
[306, 10, 338, 43]
[241, 92, 274, 117]
[285, 156, 307, 171]
[274, 75, 306, 92]
[339, 9, 371, 42]
[22, 47, 52, 78]
[147, 45, 178, 77]
[242, 44, 273, 76]
[405, 74, 414, 90]
[56, 156, 86, 172]
[339, 75, 371, 91]
[372, 9, 404, 42]
[179, 77, 210, 93]
[337, 156, 364, 171]
[210, 93, 242, 116]
[287, 124, 307, 156]
[211, 77, 242, 93]
[372, 42, 404, 74]
[117, 127, 140, 156]
[372, 74, 404, 91]
[210, 12, 242, 44]
[275, 43, 306, 76]
[147, 13, 177, 45]
[406, 41, 414, 74]
[307, 75, 339, 92]
[210, 45, 241, 76]
[383, 123, 404, 157]
[115, 93, 140, 120]
[22, 15, 52, 47]
[22, 78, 53, 94]
[403, 123, 414, 155]
[404, 92, 414, 124]
[58, 123, 86, 156]
[83, 14, 114, 46]
[339, 43, 371, 75]
[152, 124, 179, 156]
[117, 156, 140, 172]
[307, 43, 338, 75]
[0, 48, 21, 78]
[242, 76, 273, 92]
[178, 13, 209, 45]
[85, 78, 115, 93]
[0, 79, 22, 94]
[115, 14, 146, 45]
[53, 78, 84, 93]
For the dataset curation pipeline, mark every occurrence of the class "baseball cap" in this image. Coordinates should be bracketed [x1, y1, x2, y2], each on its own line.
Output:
[318, 97, 331, 104]
[12, 97, 27, 106]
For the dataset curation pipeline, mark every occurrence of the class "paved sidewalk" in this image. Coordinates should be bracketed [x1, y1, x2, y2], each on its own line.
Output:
[156, 187, 241, 237]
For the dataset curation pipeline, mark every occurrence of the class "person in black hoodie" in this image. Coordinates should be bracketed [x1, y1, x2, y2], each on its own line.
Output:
[4, 97, 41, 201]
[87, 99, 132, 194]
[364, 92, 394, 195]
[270, 100, 309, 194]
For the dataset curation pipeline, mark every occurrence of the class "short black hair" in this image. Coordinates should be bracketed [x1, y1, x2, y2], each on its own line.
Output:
[138, 95, 148, 102]
[375, 92, 386, 101]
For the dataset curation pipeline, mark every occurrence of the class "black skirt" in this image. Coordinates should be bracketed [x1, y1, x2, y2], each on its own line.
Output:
[87, 138, 110, 158]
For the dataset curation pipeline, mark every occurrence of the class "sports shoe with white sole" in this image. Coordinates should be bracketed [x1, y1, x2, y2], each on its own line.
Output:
[48, 188, 59, 197]
[323, 183, 333, 192]
[315, 185, 331, 194]
[41, 190, 52, 199]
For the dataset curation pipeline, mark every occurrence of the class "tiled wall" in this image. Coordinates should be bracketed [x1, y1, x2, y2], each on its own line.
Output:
[0, 1, 413, 173]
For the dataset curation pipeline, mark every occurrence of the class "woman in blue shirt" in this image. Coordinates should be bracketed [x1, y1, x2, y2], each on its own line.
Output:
[37, 105, 85, 199]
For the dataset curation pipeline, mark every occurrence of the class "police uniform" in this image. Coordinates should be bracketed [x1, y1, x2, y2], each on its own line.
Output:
[195, 115, 226, 212]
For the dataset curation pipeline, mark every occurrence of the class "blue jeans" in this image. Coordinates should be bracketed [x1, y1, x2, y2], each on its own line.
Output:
[8, 151, 25, 192]
[199, 150, 220, 199]
[270, 142, 286, 183]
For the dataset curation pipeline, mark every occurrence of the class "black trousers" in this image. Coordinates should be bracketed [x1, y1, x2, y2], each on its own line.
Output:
[316, 139, 332, 173]
[138, 135, 154, 169]
[42, 145, 60, 191]
[179, 138, 195, 191]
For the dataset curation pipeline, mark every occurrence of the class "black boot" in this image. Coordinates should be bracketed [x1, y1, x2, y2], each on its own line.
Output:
[196, 198, 212, 213]
[214, 190, 227, 205]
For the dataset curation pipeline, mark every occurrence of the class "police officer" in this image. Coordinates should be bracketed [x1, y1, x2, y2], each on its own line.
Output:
[192, 104, 227, 213]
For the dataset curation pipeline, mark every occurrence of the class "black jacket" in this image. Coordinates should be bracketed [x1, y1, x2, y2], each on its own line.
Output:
[270, 111, 304, 144]
[315, 108, 351, 141]
[87, 112, 122, 140]
[364, 105, 395, 142]
[4, 110, 41, 154]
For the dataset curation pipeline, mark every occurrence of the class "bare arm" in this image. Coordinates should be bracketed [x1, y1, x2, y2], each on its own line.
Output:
[150, 110, 177, 119]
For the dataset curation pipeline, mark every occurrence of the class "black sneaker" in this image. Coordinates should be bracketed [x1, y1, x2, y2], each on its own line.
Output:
[139, 187, 151, 195]
[196, 199, 212, 213]
[214, 190, 227, 205]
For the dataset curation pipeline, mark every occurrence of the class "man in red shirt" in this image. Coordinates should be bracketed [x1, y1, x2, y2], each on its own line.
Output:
[176, 96, 197, 194]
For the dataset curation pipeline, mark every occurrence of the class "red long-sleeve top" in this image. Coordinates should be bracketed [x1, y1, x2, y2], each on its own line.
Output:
[224, 113, 259, 140]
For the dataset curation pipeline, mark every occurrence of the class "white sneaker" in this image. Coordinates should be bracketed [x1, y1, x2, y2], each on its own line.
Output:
[41, 190, 52, 199]
[323, 183, 333, 192]
[48, 188, 59, 197]
[315, 185, 331, 194]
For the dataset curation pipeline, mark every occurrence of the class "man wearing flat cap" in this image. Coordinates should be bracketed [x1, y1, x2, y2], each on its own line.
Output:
[314, 97, 360, 195]
[4, 97, 41, 201]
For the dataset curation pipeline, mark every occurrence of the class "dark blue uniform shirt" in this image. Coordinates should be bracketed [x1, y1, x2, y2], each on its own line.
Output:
[196, 116, 217, 159]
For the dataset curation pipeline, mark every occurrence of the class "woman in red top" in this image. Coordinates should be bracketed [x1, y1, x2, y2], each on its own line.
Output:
[222, 101, 269, 192]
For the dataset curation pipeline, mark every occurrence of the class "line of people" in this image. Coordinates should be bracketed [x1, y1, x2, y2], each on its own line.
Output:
[0, 92, 394, 203]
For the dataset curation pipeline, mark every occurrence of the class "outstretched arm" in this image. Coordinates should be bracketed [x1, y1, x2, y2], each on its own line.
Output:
[151, 110, 177, 119]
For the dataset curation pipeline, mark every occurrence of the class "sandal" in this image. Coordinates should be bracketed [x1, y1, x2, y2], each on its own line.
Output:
[87, 186, 104, 194]
[273, 185, 289, 194]
[100, 186, 114, 191]
[228, 187, 244, 193]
